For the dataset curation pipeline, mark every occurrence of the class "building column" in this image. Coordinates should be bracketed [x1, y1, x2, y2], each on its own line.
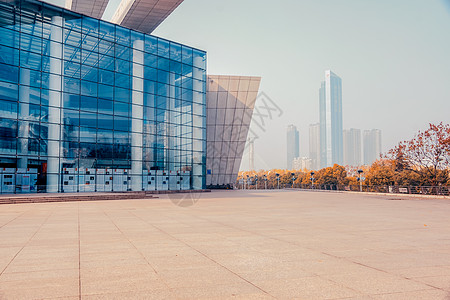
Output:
[18, 68, 30, 169]
[193, 56, 203, 92]
[131, 40, 144, 191]
[167, 73, 176, 172]
[47, 16, 64, 193]
[192, 56, 204, 190]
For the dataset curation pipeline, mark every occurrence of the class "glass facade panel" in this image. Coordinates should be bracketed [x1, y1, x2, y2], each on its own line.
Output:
[0, 0, 206, 193]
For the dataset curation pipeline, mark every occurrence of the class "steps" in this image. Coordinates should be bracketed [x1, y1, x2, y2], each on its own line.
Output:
[0, 189, 211, 205]
[0, 192, 156, 205]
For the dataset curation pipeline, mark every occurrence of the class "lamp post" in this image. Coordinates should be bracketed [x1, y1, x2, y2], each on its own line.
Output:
[310, 171, 315, 189]
[291, 172, 296, 189]
[357, 169, 363, 192]
[276, 173, 280, 189]
[264, 174, 267, 189]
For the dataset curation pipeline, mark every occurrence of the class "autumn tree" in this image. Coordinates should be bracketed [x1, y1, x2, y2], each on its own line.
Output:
[314, 164, 347, 186]
[387, 122, 450, 186]
[364, 159, 396, 186]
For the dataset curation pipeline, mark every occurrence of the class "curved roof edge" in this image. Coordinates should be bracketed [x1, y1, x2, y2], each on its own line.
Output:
[31, 0, 184, 34]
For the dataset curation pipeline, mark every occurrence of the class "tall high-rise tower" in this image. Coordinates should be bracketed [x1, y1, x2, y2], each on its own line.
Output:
[286, 125, 299, 169]
[363, 129, 382, 165]
[319, 70, 343, 168]
[309, 123, 321, 170]
[343, 128, 361, 166]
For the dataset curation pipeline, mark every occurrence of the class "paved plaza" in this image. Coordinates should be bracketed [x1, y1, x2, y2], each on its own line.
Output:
[0, 190, 450, 299]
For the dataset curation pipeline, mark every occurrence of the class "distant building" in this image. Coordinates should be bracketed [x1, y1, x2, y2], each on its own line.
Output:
[309, 123, 321, 170]
[363, 129, 382, 165]
[287, 125, 299, 169]
[343, 128, 361, 166]
[319, 70, 343, 168]
[293, 157, 312, 171]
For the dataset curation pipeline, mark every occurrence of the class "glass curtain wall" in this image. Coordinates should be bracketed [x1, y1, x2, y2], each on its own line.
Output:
[0, 0, 206, 193]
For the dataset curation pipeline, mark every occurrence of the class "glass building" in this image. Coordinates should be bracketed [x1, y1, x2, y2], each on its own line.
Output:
[319, 70, 343, 168]
[0, 0, 206, 193]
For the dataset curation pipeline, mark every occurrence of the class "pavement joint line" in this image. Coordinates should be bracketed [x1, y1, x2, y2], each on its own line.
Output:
[371, 288, 444, 297]
[0, 210, 29, 229]
[324, 254, 447, 292]
[129, 211, 276, 299]
[101, 209, 172, 291]
[0, 211, 53, 277]
[189, 214, 370, 296]
[191, 213, 447, 294]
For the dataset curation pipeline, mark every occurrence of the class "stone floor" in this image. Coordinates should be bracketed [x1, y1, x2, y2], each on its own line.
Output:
[0, 190, 449, 299]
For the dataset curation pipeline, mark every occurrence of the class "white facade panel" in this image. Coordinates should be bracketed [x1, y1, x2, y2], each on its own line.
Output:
[206, 75, 261, 188]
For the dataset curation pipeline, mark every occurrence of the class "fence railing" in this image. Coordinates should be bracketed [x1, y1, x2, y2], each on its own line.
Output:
[235, 183, 450, 196]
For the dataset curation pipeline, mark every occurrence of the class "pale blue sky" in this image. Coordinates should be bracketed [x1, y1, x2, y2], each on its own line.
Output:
[153, 0, 450, 170]
[44, 0, 450, 169]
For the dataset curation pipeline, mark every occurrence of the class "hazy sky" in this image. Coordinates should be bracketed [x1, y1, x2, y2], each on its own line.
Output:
[153, 0, 450, 170]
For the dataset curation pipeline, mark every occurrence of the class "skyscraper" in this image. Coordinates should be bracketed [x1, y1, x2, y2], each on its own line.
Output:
[319, 70, 343, 168]
[343, 128, 361, 166]
[287, 125, 299, 169]
[363, 129, 382, 165]
[309, 123, 321, 170]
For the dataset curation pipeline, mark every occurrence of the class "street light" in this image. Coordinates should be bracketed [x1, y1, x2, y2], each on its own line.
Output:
[276, 173, 280, 189]
[310, 171, 315, 189]
[263, 174, 267, 189]
[357, 169, 363, 192]
[291, 172, 296, 189]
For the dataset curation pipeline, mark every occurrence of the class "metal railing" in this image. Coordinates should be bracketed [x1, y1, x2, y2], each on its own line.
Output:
[236, 183, 450, 196]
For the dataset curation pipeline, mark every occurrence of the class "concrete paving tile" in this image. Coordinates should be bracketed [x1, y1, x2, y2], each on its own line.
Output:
[324, 272, 433, 295]
[0, 246, 21, 267]
[288, 257, 374, 276]
[413, 275, 450, 290]
[0, 278, 79, 299]
[27, 238, 79, 247]
[80, 258, 149, 269]
[80, 250, 142, 262]
[0, 268, 78, 282]
[350, 254, 450, 271]
[158, 265, 245, 289]
[81, 289, 174, 299]
[170, 282, 272, 299]
[370, 289, 448, 300]
[14, 249, 78, 260]
[236, 266, 317, 282]
[253, 276, 362, 299]
[148, 254, 216, 271]
[81, 277, 167, 295]
[4, 260, 78, 273]
[81, 265, 158, 281]
[389, 266, 450, 278]
[42, 297, 79, 300]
